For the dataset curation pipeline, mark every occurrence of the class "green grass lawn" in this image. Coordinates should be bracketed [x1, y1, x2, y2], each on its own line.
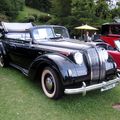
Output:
[0, 67, 120, 120]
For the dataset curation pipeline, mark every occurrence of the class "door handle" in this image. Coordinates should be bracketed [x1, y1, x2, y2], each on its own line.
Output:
[10, 44, 16, 49]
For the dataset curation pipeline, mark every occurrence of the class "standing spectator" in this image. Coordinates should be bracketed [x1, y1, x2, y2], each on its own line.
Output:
[92, 32, 100, 41]
[84, 31, 91, 42]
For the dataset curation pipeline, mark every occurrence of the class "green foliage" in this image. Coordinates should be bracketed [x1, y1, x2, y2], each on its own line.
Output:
[70, 0, 115, 36]
[111, 8, 119, 19]
[0, 0, 25, 20]
[1, 0, 120, 37]
[117, 2, 120, 17]
[47, 17, 61, 25]
[23, 15, 35, 22]
[95, 0, 110, 19]
[49, 0, 120, 37]
[16, 6, 50, 23]
[25, 0, 51, 12]
[38, 15, 51, 23]
[51, 0, 72, 17]
[0, 13, 9, 21]
[72, 0, 95, 19]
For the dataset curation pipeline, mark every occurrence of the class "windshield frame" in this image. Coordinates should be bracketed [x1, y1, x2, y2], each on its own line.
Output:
[32, 26, 70, 42]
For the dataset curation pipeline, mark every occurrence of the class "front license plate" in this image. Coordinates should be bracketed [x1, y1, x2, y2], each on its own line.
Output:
[101, 83, 116, 92]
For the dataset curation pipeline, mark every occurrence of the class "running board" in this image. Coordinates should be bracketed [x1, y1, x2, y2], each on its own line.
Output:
[9, 63, 29, 76]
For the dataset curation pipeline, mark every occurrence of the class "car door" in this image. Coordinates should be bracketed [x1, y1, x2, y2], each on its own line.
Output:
[3, 32, 40, 69]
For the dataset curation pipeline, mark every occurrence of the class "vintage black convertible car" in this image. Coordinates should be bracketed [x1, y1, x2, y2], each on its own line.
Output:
[0, 22, 120, 99]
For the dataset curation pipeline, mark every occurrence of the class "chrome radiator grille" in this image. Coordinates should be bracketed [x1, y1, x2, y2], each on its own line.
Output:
[86, 47, 106, 81]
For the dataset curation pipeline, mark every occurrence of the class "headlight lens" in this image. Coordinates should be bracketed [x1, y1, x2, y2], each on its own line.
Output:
[102, 49, 109, 60]
[74, 52, 83, 65]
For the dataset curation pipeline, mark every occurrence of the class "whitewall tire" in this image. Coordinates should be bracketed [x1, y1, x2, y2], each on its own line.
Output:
[41, 67, 63, 99]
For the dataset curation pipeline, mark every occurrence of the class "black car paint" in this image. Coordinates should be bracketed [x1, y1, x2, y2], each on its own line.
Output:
[0, 25, 117, 88]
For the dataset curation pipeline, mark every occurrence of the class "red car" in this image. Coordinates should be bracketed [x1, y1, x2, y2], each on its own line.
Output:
[96, 23, 120, 69]
[93, 41, 120, 69]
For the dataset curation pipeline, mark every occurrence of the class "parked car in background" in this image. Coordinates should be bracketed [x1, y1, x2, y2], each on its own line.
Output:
[93, 22, 120, 69]
[100, 22, 120, 48]
[0, 22, 120, 99]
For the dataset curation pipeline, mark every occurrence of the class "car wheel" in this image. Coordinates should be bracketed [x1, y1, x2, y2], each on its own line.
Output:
[41, 67, 63, 99]
[0, 55, 5, 67]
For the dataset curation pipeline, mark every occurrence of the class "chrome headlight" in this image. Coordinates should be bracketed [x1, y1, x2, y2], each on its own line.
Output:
[74, 52, 83, 65]
[102, 49, 109, 60]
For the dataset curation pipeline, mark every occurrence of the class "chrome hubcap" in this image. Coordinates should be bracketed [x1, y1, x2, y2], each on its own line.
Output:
[45, 77, 53, 90]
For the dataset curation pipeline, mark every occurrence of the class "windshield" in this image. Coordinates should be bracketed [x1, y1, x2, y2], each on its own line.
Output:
[33, 26, 69, 41]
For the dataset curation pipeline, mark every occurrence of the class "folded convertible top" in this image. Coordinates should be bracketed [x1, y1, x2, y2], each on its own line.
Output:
[1, 22, 33, 32]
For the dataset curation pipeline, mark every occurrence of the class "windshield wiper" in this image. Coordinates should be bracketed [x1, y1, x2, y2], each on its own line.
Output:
[49, 36, 63, 40]
[49, 36, 63, 39]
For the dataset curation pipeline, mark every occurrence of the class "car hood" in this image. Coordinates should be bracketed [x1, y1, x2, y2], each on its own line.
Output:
[35, 38, 95, 53]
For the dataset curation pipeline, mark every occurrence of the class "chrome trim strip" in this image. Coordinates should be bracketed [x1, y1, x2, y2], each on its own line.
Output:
[64, 77, 120, 95]
[86, 52, 93, 81]
[97, 48, 106, 80]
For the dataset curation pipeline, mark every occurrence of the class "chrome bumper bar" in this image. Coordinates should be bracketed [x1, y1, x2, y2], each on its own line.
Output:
[64, 77, 120, 96]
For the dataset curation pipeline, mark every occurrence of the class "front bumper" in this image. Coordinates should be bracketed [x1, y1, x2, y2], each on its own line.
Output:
[64, 77, 120, 96]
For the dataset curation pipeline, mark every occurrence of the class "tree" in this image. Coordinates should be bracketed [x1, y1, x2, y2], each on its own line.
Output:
[71, 0, 96, 24]
[51, 0, 72, 17]
[0, 0, 25, 20]
[25, 0, 51, 12]
[95, 0, 111, 19]
[111, 1, 120, 19]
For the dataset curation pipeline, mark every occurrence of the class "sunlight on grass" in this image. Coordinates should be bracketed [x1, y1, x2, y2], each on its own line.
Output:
[0, 67, 120, 120]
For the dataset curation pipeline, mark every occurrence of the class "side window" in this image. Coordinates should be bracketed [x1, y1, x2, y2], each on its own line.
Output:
[21, 33, 31, 41]
[101, 25, 109, 35]
[5, 32, 31, 41]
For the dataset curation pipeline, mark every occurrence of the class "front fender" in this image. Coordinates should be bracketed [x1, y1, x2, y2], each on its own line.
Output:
[28, 53, 80, 85]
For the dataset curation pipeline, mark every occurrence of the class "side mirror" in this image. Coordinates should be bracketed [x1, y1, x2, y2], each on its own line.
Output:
[114, 40, 120, 51]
